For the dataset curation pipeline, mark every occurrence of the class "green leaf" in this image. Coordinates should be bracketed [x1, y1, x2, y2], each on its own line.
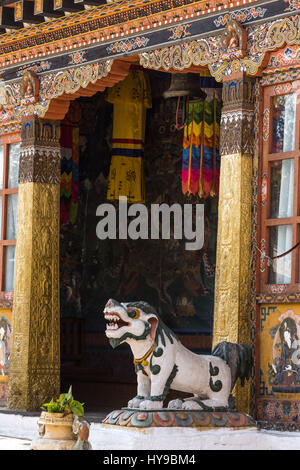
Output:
[70, 401, 84, 417]
[41, 385, 83, 414]
[66, 386, 73, 402]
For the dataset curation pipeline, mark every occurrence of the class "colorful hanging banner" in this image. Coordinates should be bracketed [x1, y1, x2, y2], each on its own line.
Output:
[182, 91, 221, 198]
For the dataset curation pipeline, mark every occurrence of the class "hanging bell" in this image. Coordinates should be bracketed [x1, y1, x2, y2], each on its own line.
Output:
[163, 73, 206, 130]
[163, 73, 207, 100]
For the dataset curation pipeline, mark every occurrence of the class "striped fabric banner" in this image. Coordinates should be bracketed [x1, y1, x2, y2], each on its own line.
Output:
[111, 138, 144, 158]
[182, 92, 221, 198]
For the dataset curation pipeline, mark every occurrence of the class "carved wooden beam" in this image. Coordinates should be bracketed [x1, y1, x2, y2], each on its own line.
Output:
[74, 0, 106, 6]
[53, 0, 84, 12]
[0, 0, 107, 32]
[34, 0, 64, 18]
[0, 6, 23, 29]
[0, 0, 19, 5]
[15, 0, 45, 23]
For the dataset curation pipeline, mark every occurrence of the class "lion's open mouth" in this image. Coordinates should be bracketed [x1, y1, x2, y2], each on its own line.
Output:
[104, 312, 129, 331]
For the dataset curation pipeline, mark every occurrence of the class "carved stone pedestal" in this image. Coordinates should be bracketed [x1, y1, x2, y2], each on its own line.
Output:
[102, 408, 256, 429]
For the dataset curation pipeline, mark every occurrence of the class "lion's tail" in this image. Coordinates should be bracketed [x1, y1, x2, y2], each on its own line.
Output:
[212, 341, 253, 392]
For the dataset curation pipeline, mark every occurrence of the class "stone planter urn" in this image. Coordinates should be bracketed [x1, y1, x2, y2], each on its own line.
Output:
[30, 412, 78, 450]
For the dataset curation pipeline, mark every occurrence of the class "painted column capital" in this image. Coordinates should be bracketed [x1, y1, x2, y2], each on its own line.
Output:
[220, 74, 255, 156]
[19, 117, 61, 184]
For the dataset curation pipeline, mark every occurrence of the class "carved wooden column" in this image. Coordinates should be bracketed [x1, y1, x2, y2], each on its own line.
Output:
[7, 117, 61, 411]
[213, 73, 254, 413]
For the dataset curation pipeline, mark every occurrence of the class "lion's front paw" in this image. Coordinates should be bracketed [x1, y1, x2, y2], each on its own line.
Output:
[139, 399, 163, 410]
[182, 400, 202, 410]
[127, 396, 145, 409]
[168, 399, 183, 410]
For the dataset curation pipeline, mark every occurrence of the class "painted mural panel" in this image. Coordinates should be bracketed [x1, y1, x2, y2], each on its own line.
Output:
[258, 303, 300, 427]
[0, 309, 12, 405]
[0, 309, 11, 380]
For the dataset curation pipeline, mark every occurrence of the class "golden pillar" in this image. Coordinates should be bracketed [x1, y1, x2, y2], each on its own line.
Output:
[7, 117, 61, 411]
[213, 73, 254, 412]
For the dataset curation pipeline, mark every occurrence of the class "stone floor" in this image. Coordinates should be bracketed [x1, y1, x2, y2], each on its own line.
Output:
[0, 435, 31, 450]
[2, 427, 300, 450]
[1, 409, 300, 450]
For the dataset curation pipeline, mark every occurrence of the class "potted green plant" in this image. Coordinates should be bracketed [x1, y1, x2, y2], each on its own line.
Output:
[41, 385, 85, 417]
[30, 386, 86, 450]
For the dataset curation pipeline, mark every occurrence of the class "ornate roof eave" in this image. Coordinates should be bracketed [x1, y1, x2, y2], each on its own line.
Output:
[0, 56, 137, 122]
[0, 0, 298, 70]
[140, 14, 300, 81]
[0, 0, 255, 66]
[0, 1, 299, 128]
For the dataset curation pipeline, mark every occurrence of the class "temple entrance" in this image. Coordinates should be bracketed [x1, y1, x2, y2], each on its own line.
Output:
[59, 67, 222, 411]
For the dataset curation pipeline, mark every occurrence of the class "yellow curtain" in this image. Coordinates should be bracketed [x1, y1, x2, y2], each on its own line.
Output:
[106, 69, 152, 203]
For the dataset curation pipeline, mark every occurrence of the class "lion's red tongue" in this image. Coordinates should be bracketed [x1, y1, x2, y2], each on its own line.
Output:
[116, 318, 129, 328]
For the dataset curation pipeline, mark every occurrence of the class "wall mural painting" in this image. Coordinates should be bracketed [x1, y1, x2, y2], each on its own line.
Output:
[60, 72, 219, 338]
[0, 310, 11, 378]
[0, 309, 12, 405]
[258, 304, 300, 426]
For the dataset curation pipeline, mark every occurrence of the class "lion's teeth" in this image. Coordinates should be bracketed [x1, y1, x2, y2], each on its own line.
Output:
[107, 322, 119, 330]
[105, 314, 120, 323]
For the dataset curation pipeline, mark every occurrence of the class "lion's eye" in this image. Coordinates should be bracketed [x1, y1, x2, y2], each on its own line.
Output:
[127, 309, 139, 319]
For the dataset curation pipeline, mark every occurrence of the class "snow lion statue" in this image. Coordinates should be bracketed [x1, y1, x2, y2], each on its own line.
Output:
[104, 299, 253, 410]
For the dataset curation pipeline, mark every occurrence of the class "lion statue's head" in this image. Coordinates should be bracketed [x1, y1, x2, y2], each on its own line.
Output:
[103, 298, 177, 349]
